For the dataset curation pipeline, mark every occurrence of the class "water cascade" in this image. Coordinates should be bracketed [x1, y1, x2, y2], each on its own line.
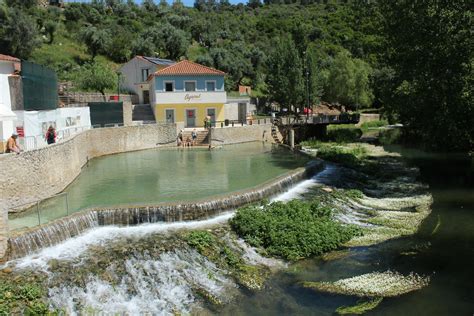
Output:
[47, 248, 236, 315]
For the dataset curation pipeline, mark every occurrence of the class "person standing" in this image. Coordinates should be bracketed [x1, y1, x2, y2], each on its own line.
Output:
[45, 126, 57, 145]
[177, 129, 184, 147]
[191, 129, 197, 146]
[5, 133, 20, 154]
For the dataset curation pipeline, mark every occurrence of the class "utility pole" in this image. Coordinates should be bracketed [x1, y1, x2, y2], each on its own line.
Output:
[116, 71, 121, 101]
[303, 51, 310, 120]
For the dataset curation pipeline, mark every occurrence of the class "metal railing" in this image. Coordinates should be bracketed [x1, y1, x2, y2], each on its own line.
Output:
[17, 126, 91, 151]
[8, 192, 70, 232]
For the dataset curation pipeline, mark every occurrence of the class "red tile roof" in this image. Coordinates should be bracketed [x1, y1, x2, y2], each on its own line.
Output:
[154, 60, 225, 76]
[0, 54, 20, 62]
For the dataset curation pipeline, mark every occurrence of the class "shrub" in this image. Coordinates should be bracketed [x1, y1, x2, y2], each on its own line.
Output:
[230, 200, 362, 260]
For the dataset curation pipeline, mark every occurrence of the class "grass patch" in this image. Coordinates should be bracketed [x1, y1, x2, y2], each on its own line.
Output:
[230, 200, 362, 261]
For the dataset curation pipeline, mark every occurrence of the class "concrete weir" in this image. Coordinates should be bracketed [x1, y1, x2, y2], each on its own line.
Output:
[7, 161, 322, 260]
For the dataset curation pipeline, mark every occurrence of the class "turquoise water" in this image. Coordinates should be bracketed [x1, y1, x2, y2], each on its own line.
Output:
[10, 142, 309, 230]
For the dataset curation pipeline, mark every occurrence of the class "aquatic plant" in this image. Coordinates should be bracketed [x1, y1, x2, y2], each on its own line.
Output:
[303, 271, 430, 297]
[186, 231, 216, 254]
[336, 297, 383, 315]
[230, 200, 362, 260]
[0, 276, 51, 315]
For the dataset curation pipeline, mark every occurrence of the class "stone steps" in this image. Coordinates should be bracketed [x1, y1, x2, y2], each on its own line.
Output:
[132, 104, 155, 122]
[180, 130, 209, 145]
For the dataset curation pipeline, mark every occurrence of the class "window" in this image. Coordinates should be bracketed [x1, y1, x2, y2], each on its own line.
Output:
[141, 68, 150, 82]
[165, 82, 174, 92]
[206, 81, 216, 91]
[185, 81, 196, 92]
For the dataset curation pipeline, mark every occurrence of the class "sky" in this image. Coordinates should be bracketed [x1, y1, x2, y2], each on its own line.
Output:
[64, 0, 248, 7]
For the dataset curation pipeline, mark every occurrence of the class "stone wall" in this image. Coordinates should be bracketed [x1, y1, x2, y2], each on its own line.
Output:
[0, 124, 175, 261]
[211, 123, 278, 145]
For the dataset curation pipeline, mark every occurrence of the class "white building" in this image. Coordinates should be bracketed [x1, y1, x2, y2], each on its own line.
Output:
[0, 54, 20, 151]
[0, 54, 91, 153]
[119, 56, 175, 105]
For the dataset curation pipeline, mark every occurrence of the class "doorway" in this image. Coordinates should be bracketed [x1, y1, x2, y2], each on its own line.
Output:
[186, 109, 196, 127]
[143, 90, 150, 104]
[165, 109, 175, 123]
[238, 103, 246, 123]
[206, 108, 216, 127]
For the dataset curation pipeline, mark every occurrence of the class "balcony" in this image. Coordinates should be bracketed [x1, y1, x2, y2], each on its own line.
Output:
[155, 91, 227, 105]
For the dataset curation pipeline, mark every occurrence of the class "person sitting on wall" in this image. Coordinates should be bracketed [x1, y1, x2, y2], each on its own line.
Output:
[186, 136, 191, 147]
[6, 133, 21, 154]
[45, 126, 57, 145]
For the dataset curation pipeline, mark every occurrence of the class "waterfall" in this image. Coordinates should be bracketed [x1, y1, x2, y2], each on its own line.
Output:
[272, 163, 338, 202]
[8, 212, 99, 260]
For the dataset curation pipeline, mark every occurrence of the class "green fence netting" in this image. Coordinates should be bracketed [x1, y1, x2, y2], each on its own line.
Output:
[88, 102, 123, 127]
[21, 61, 58, 111]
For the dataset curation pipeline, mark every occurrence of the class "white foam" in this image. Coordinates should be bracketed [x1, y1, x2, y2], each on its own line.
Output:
[272, 164, 337, 202]
[14, 212, 234, 270]
[48, 249, 235, 315]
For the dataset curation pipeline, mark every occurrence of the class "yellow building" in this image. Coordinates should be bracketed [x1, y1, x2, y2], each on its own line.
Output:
[149, 60, 227, 128]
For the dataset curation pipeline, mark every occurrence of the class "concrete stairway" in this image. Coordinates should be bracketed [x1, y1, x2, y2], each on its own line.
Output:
[180, 129, 209, 146]
[271, 125, 282, 144]
[132, 104, 155, 122]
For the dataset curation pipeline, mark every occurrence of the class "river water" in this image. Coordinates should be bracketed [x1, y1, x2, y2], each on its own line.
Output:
[220, 146, 474, 315]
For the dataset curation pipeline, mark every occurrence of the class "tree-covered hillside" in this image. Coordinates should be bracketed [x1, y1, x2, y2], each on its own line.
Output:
[0, 0, 472, 151]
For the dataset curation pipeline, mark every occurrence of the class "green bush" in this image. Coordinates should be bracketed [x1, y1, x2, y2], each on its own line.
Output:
[230, 200, 361, 260]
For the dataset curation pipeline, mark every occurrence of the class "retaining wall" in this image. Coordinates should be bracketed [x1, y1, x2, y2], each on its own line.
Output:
[212, 123, 277, 145]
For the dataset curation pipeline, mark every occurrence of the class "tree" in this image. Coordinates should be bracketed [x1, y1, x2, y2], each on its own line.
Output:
[325, 50, 373, 109]
[76, 61, 116, 101]
[378, 0, 473, 151]
[248, 0, 262, 9]
[80, 26, 112, 60]
[266, 36, 304, 114]
[5, 0, 37, 9]
[155, 23, 189, 60]
[0, 7, 40, 59]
